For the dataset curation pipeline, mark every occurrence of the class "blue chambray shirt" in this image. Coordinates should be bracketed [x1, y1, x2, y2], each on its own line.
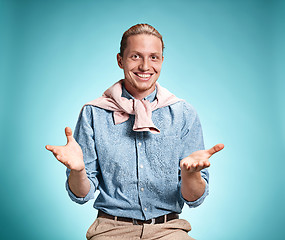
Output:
[66, 85, 209, 220]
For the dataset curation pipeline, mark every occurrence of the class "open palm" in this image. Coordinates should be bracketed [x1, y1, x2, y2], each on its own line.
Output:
[46, 127, 84, 171]
[180, 144, 224, 173]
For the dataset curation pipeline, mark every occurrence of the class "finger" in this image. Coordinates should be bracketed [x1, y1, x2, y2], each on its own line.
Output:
[53, 150, 65, 162]
[65, 127, 74, 144]
[201, 160, 210, 167]
[46, 146, 60, 157]
[200, 161, 210, 169]
[198, 161, 204, 168]
[188, 162, 198, 172]
[50, 148, 59, 159]
[56, 154, 66, 164]
[193, 162, 198, 168]
[182, 162, 190, 170]
[207, 143, 224, 156]
[205, 161, 210, 167]
[182, 162, 193, 171]
[46, 145, 55, 151]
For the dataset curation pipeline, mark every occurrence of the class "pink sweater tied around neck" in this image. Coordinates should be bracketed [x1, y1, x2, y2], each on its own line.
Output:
[84, 80, 182, 134]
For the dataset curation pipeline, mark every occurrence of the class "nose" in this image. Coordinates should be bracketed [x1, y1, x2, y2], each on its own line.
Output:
[139, 58, 150, 71]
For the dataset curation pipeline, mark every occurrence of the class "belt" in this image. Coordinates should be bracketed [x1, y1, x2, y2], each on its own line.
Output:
[97, 210, 179, 225]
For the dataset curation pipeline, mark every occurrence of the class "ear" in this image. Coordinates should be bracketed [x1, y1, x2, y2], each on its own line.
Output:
[117, 53, 123, 69]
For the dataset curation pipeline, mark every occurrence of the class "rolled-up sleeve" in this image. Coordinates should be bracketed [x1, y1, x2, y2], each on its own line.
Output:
[178, 169, 209, 208]
[179, 102, 209, 208]
[65, 105, 100, 204]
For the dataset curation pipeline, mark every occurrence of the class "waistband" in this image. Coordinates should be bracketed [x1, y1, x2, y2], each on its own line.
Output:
[97, 210, 179, 225]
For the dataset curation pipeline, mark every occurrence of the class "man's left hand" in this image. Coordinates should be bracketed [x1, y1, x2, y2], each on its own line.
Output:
[180, 143, 224, 173]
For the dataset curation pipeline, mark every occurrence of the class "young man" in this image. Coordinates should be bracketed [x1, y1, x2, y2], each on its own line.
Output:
[46, 24, 224, 240]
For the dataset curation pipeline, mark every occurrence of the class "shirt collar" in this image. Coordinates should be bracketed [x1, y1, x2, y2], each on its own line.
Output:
[122, 84, 157, 102]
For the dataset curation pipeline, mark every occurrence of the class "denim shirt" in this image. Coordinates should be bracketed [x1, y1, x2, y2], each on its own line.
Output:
[66, 86, 209, 220]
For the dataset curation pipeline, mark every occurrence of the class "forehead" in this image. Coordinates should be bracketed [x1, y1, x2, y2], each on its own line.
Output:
[125, 34, 163, 54]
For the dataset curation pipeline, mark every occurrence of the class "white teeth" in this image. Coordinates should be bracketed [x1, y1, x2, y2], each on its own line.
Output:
[137, 73, 151, 78]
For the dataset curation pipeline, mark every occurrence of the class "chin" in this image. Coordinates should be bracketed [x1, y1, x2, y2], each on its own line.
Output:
[135, 81, 156, 92]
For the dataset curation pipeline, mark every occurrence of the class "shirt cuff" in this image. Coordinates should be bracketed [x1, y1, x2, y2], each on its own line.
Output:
[65, 178, 95, 204]
[180, 178, 209, 208]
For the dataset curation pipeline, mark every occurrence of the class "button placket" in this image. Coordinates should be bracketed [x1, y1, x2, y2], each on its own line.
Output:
[136, 132, 149, 219]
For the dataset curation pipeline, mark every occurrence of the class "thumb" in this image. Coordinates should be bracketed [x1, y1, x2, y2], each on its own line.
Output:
[65, 127, 74, 143]
[207, 143, 224, 156]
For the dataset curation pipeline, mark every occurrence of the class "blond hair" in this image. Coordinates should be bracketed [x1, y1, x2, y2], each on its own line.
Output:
[119, 23, 164, 57]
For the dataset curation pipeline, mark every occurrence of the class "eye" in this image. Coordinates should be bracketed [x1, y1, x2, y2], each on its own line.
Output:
[131, 54, 140, 59]
[151, 55, 159, 60]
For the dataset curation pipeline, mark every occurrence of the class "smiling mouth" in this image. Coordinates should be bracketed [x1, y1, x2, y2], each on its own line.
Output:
[134, 73, 153, 80]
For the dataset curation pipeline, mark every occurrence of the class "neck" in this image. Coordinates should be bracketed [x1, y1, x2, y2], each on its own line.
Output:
[124, 83, 156, 100]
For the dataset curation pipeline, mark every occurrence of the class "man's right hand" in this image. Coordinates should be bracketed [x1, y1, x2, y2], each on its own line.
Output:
[46, 127, 85, 171]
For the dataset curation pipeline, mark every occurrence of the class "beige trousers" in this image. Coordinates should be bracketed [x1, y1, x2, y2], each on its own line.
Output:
[86, 217, 195, 240]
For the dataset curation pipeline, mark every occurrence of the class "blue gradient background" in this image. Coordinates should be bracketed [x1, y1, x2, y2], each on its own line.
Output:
[1, 0, 284, 239]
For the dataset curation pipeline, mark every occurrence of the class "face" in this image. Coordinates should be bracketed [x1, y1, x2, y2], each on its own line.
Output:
[117, 34, 164, 99]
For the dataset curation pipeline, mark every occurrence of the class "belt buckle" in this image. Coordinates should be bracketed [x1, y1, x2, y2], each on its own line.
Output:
[132, 218, 155, 225]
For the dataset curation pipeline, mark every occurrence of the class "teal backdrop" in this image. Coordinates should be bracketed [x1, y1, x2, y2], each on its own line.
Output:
[1, 0, 284, 239]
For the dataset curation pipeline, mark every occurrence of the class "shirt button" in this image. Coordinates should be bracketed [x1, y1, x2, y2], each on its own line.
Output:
[138, 142, 142, 147]
[144, 208, 147, 211]
[141, 187, 144, 192]
[140, 164, 143, 169]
